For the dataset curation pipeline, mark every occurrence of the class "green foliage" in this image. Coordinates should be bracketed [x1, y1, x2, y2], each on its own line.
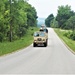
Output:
[70, 33, 75, 40]
[63, 31, 72, 39]
[0, 27, 39, 56]
[63, 30, 75, 40]
[45, 14, 54, 27]
[55, 4, 75, 41]
[0, 0, 37, 42]
[0, 32, 4, 42]
[50, 18, 59, 28]
[56, 5, 75, 40]
[65, 16, 75, 32]
[56, 5, 75, 29]
[54, 28, 75, 52]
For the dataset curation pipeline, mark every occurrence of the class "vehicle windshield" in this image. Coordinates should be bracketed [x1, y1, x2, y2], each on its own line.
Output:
[34, 32, 45, 37]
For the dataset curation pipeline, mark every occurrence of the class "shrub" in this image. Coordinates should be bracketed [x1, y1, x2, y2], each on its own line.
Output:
[0, 33, 4, 42]
[71, 33, 75, 40]
[63, 31, 75, 40]
[63, 31, 72, 39]
[63, 32, 68, 37]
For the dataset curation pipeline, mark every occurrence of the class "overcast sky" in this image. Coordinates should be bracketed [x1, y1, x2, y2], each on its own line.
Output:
[28, 0, 75, 18]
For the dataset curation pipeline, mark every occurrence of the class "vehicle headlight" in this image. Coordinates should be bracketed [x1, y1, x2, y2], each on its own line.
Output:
[43, 39, 45, 41]
[34, 40, 36, 42]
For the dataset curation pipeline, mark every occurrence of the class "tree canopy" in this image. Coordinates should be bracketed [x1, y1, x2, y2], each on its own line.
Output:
[0, 0, 38, 42]
[56, 5, 75, 29]
[45, 5, 75, 40]
[45, 14, 54, 27]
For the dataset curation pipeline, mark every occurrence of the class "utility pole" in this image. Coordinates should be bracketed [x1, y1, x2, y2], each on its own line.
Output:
[9, 0, 12, 42]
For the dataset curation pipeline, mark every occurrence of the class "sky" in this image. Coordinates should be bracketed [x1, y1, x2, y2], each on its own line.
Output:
[28, 0, 75, 18]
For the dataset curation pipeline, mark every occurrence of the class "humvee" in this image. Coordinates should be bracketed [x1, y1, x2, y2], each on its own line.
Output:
[33, 31, 48, 47]
[39, 25, 48, 33]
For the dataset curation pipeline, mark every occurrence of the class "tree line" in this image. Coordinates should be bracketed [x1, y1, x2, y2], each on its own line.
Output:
[0, 0, 37, 42]
[45, 5, 75, 40]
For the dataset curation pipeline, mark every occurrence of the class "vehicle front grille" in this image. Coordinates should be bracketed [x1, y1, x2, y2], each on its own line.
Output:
[37, 38, 42, 41]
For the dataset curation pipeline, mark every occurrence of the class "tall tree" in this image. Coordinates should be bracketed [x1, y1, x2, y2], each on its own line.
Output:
[50, 18, 58, 28]
[56, 5, 74, 29]
[0, 0, 37, 42]
[66, 16, 75, 33]
[45, 14, 54, 27]
[0, 0, 9, 42]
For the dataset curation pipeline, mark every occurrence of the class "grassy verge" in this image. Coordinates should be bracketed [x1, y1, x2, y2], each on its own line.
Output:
[0, 27, 39, 56]
[54, 28, 75, 52]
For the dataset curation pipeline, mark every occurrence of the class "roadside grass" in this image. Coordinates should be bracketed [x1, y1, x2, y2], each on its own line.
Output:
[0, 27, 39, 56]
[54, 28, 75, 52]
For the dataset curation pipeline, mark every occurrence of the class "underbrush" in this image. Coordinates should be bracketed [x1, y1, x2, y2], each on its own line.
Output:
[54, 28, 75, 52]
[0, 27, 39, 56]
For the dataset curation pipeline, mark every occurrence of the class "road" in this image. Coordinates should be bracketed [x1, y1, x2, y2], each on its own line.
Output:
[0, 28, 75, 74]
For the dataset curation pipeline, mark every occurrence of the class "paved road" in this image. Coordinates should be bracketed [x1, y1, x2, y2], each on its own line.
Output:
[0, 28, 75, 74]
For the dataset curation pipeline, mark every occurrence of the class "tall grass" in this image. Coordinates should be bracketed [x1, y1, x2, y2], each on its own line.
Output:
[54, 28, 75, 52]
[0, 27, 39, 56]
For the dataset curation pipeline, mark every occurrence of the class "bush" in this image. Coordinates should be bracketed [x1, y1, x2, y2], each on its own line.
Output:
[13, 35, 19, 40]
[63, 31, 75, 40]
[17, 27, 27, 38]
[0, 33, 4, 42]
[63, 32, 68, 37]
[71, 33, 75, 40]
[63, 31, 72, 39]
[67, 32, 73, 39]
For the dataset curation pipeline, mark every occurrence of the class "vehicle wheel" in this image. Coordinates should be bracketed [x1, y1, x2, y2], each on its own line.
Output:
[45, 39, 48, 47]
[44, 41, 47, 47]
[33, 43, 36, 47]
[44, 43, 47, 47]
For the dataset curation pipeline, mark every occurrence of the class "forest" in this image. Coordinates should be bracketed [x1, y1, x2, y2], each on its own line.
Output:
[0, 0, 37, 42]
[45, 5, 75, 40]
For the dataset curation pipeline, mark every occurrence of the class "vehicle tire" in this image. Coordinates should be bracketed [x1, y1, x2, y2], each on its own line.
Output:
[44, 39, 48, 47]
[44, 42, 47, 47]
[33, 43, 36, 47]
[44, 41, 47, 47]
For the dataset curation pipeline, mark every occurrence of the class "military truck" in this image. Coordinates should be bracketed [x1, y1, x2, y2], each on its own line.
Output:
[33, 31, 48, 47]
[39, 25, 48, 34]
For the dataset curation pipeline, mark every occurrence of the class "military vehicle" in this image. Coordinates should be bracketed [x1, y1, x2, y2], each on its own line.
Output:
[33, 31, 48, 47]
[39, 25, 48, 33]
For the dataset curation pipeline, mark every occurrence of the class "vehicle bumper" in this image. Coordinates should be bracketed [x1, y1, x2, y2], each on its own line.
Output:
[33, 41, 46, 44]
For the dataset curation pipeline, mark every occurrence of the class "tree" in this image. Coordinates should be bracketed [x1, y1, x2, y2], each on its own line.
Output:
[66, 16, 75, 33]
[45, 14, 54, 27]
[0, 0, 37, 42]
[50, 18, 58, 28]
[24, 3, 38, 27]
[56, 5, 73, 28]
[65, 16, 75, 40]
[0, 0, 9, 42]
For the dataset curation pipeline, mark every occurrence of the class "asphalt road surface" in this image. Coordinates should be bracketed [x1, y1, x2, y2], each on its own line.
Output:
[0, 28, 75, 74]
